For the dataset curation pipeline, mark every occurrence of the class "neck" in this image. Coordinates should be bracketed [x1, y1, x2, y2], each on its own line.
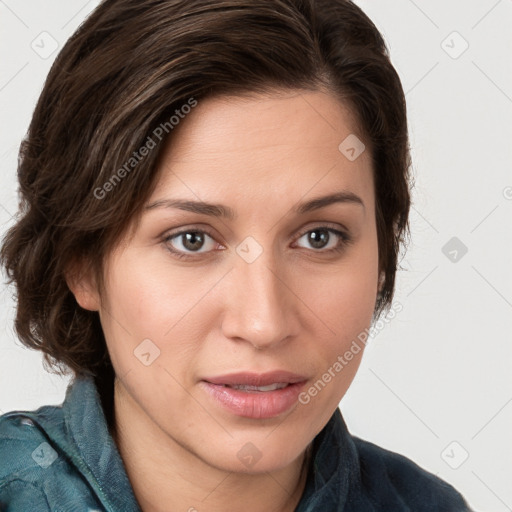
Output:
[111, 379, 311, 512]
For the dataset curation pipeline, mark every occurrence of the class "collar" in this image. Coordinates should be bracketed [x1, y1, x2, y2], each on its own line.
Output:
[64, 374, 142, 511]
[296, 405, 359, 511]
[25, 374, 142, 511]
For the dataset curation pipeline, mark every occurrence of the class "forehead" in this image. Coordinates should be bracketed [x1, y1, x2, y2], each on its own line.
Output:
[161, 89, 363, 160]
[152, 89, 373, 204]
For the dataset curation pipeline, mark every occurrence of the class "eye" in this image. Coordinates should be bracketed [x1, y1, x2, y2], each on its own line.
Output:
[294, 226, 351, 253]
[163, 229, 219, 258]
[162, 225, 352, 260]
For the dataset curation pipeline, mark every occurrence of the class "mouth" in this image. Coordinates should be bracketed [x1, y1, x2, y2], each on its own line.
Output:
[219, 382, 291, 392]
[200, 371, 308, 419]
[203, 370, 307, 388]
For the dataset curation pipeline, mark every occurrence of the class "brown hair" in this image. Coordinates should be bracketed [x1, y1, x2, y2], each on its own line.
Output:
[1, 0, 411, 388]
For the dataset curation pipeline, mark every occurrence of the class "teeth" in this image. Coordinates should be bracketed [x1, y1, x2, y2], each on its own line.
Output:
[226, 383, 289, 392]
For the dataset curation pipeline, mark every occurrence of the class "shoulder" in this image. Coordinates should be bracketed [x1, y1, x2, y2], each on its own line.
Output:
[0, 407, 62, 509]
[0, 406, 98, 510]
[351, 436, 472, 511]
[0, 407, 64, 479]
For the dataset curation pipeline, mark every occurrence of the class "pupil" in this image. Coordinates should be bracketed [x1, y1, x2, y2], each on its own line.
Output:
[183, 232, 204, 251]
[309, 229, 328, 249]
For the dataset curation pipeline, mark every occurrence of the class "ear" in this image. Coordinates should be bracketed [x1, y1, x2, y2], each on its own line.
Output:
[65, 259, 100, 312]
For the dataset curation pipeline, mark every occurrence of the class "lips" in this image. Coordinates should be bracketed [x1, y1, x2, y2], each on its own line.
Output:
[201, 371, 308, 419]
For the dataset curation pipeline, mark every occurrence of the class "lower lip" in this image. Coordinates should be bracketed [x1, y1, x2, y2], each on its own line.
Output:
[201, 381, 306, 419]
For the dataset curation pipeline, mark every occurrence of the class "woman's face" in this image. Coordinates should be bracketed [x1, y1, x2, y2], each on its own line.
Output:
[80, 89, 379, 473]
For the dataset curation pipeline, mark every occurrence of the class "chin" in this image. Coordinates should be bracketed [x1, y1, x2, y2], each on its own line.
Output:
[195, 428, 310, 475]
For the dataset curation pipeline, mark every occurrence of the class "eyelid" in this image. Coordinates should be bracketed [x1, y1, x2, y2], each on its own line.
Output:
[163, 226, 222, 251]
[163, 223, 219, 240]
[293, 221, 349, 240]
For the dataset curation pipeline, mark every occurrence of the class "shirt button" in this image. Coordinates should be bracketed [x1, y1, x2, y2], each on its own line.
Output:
[19, 417, 35, 427]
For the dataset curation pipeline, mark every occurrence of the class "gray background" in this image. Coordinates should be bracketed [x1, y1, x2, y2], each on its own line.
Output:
[1, 1, 511, 510]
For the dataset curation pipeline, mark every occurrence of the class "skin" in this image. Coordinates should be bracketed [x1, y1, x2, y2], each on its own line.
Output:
[69, 88, 381, 512]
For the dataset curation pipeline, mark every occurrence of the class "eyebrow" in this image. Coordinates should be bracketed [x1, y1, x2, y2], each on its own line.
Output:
[144, 191, 365, 220]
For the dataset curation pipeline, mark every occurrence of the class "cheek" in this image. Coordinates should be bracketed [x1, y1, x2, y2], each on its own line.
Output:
[298, 239, 378, 335]
[100, 251, 220, 376]
[291, 256, 377, 439]
[103, 249, 202, 334]
[291, 233, 378, 404]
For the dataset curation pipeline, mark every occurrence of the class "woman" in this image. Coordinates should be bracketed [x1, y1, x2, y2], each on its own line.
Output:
[0, 0, 472, 510]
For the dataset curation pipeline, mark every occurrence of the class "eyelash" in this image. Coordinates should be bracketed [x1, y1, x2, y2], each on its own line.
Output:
[162, 225, 353, 261]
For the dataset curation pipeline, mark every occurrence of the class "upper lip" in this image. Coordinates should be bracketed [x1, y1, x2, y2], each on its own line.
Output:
[203, 371, 307, 387]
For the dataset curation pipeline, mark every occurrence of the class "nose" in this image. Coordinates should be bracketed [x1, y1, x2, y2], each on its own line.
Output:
[220, 246, 300, 350]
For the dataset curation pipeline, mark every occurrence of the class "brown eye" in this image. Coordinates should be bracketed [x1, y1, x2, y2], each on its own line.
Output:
[303, 229, 331, 249]
[295, 227, 351, 252]
[164, 230, 218, 258]
[178, 232, 205, 251]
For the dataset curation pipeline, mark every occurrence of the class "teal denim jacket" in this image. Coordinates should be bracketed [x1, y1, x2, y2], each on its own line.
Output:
[0, 375, 472, 511]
